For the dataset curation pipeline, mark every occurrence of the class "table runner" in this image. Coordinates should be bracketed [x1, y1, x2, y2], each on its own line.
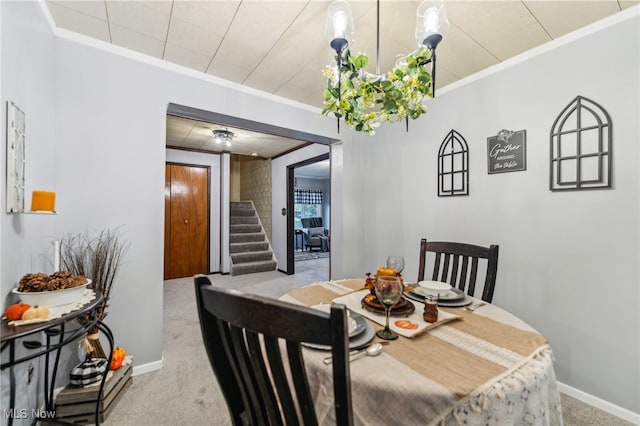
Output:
[282, 279, 563, 426]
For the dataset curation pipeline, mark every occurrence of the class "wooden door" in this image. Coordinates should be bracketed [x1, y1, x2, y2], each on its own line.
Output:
[164, 164, 209, 280]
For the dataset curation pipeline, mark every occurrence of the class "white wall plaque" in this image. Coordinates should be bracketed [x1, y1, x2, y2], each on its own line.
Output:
[6, 101, 26, 213]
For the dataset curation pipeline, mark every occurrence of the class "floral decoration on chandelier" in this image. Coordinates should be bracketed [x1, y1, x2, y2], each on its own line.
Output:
[321, 47, 434, 135]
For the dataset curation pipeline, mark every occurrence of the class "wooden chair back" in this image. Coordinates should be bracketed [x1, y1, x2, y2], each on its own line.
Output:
[417, 239, 499, 303]
[194, 275, 353, 426]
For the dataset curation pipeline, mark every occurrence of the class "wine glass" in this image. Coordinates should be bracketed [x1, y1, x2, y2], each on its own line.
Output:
[386, 256, 405, 274]
[374, 275, 403, 340]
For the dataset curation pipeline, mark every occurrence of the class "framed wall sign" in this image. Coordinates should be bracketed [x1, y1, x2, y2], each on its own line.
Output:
[6, 101, 26, 213]
[487, 129, 526, 174]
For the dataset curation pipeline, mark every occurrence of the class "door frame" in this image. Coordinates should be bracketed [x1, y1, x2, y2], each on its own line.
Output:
[286, 153, 331, 275]
[164, 161, 211, 279]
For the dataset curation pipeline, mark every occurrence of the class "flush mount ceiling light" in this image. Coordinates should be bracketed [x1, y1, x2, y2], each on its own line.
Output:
[212, 129, 234, 147]
[321, 0, 449, 135]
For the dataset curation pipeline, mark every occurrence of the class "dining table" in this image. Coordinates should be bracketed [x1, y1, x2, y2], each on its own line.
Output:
[280, 278, 563, 426]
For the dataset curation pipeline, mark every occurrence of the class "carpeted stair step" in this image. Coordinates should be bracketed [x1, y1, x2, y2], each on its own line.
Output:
[230, 201, 254, 215]
[231, 251, 273, 264]
[230, 233, 265, 243]
[230, 224, 262, 234]
[231, 260, 277, 276]
[230, 208, 255, 217]
[230, 216, 258, 225]
[230, 241, 269, 254]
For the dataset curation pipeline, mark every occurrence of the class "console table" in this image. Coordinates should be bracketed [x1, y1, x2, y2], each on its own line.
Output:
[1, 292, 113, 425]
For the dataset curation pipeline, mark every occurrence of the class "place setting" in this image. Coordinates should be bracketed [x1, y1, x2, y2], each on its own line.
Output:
[332, 257, 461, 340]
[302, 303, 376, 351]
[404, 280, 474, 308]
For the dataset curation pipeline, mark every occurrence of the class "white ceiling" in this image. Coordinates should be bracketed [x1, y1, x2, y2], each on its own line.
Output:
[46, 0, 638, 157]
[166, 114, 311, 158]
[296, 159, 331, 179]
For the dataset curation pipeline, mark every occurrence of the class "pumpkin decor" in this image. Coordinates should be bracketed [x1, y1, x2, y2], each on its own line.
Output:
[21, 305, 50, 321]
[4, 303, 31, 321]
[110, 347, 126, 370]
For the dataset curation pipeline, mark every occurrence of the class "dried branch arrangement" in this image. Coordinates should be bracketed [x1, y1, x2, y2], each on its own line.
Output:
[60, 228, 129, 358]
[60, 228, 128, 320]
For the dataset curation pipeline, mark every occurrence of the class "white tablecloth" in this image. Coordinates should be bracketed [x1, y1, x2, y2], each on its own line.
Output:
[282, 279, 563, 426]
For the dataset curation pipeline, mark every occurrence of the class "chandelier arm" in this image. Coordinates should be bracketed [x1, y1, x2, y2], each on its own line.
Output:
[376, 0, 380, 76]
[337, 53, 342, 132]
[430, 48, 437, 96]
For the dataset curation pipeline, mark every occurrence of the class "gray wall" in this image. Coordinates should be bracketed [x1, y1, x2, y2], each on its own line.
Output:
[1, 2, 58, 422]
[336, 9, 639, 415]
[1, 0, 638, 422]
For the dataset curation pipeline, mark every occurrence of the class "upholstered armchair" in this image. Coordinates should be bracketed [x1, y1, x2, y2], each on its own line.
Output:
[301, 218, 329, 252]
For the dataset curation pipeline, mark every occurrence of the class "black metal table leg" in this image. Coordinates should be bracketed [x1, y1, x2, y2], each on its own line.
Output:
[93, 320, 114, 426]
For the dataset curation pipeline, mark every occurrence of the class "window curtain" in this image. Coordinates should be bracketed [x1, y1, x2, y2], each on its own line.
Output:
[294, 189, 323, 204]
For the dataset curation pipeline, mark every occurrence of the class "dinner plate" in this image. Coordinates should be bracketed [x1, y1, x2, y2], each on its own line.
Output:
[302, 313, 375, 351]
[413, 287, 465, 301]
[404, 290, 473, 308]
[311, 304, 359, 337]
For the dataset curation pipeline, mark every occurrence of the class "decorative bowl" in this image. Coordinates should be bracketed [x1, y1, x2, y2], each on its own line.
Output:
[12, 279, 91, 307]
[417, 280, 452, 297]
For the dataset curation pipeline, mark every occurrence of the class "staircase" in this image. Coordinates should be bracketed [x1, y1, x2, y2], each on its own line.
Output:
[230, 201, 277, 276]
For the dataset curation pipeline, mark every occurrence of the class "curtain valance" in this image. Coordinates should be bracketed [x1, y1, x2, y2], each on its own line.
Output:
[294, 189, 323, 204]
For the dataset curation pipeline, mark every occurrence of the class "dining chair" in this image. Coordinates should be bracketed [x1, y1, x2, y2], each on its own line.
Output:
[417, 239, 499, 303]
[194, 275, 353, 426]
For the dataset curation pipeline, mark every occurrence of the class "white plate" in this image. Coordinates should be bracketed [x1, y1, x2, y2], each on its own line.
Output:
[405, 289, 473, 308]
[311, 304, 359, 337]
[413, 286, 463, 301]
[417, 280, 452, 297]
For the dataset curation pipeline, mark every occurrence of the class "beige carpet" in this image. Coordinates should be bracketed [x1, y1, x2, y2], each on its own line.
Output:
[103, 259, 633, 425]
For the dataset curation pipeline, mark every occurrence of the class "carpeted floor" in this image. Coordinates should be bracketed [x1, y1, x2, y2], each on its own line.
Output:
[103, 258, 634, 426]
[294, 250, 330, 261]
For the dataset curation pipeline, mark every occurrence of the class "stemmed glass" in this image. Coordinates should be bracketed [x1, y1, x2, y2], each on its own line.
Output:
[386, 256, 405, 274]
[374, 275, 403, 340]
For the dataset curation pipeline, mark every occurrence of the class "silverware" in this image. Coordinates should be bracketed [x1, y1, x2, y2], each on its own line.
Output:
[322, 341, 388, 365]
[465, 302, 486, 312]
[349, 342, 383, 362]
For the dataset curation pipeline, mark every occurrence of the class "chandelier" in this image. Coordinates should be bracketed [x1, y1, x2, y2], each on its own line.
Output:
[321, 0, 449, 135]
[212, 128, 234, 147]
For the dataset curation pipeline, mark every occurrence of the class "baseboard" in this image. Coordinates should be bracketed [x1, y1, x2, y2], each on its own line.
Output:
[132, 358, 163, 376]
[557, 381, 640, 424]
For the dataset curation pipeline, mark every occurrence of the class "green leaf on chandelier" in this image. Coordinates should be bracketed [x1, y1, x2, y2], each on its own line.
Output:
[353, 55, 368, 69]
[417, 74, 431, 84]
[388, 89, 402, 100]
[383, 99, 397, 111]
[323, 89, 332, 101]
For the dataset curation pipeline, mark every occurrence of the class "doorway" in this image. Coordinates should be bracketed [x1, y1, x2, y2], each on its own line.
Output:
[164, 163, 210, 279]
[286, 154, 330, 275]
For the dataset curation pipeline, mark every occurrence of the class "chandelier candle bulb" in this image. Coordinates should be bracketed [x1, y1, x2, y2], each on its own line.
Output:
[326, 0, 354, 46]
